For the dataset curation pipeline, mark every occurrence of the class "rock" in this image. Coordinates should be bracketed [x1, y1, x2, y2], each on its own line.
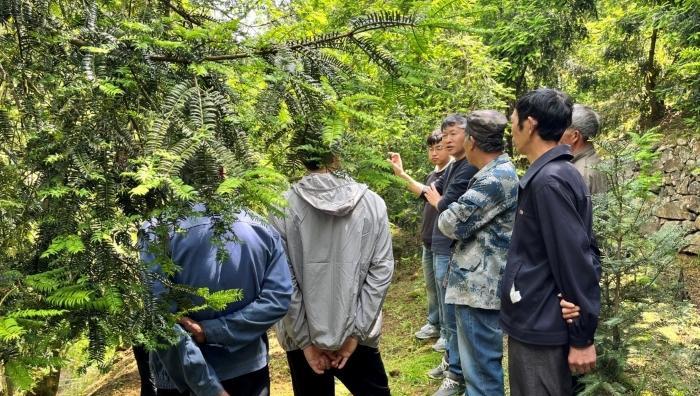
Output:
[640, 219, 661, 234]
[678, 176, 691, 194]
[681, 196, 700, 214]
[689, 181, 700, 196]
[665, 157, 684, 172]
[677, 138, 688, 146]
[695, 216, 700, 230]
[682, 221, 696, 234]
[681, 233, 700, 255]
[655, 201, 692, 220]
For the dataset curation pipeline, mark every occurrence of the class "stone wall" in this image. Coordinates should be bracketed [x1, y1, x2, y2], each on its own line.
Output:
[655, 137, 700, 255]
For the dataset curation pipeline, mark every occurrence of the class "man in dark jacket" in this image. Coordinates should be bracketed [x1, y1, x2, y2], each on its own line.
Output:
[500, 88, 601, 395]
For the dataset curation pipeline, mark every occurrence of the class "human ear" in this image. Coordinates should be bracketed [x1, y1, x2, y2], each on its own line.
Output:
[527, 116, 537, 136]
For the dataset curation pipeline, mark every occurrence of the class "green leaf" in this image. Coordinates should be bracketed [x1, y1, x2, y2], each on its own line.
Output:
[216, 177, 244, 195]
[40, 234, 85, 258]
[0, 317, 24, 341]
[5, 360, 34, 390]
[8, 309, 68, 319]
[46, 285, 93, 308]
[80, 46, 111, 54]
[98, 82, 125, 97]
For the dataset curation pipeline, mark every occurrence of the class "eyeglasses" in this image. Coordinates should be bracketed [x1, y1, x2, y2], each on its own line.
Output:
[428, 145, 445, 152]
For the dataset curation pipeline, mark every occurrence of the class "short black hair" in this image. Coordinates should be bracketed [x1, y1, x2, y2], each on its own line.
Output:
[441, 114, 467, 132]
[301, 151, 335, 171]
[466, 110, 507, 153]
[515, 88, 573, 141]
[426, 129, 443, 146]
[292, 132, 337, 171]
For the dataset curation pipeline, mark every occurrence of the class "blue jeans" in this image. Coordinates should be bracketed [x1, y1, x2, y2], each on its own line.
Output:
[455, 305, 503, 396]
[433, 253, 450, 340]
[421, 245, 439, 327]
[435, 254, 462, 379]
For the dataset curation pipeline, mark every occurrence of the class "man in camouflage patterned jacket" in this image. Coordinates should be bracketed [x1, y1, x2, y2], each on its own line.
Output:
[438, 110, 519, 396]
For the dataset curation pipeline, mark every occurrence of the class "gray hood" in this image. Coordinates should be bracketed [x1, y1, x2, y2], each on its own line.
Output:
[292, 173, 368, 216]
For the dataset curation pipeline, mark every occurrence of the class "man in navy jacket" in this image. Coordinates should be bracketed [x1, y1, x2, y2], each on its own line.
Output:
[500, 88, 601, 395]
[141, 207, 292, 396]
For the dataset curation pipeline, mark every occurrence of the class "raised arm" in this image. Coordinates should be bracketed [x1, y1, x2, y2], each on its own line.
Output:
[388, 152, 427, 196]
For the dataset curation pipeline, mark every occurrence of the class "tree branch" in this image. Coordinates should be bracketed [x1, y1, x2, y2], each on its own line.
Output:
[70, 17, 417, 65]
[162, 0, 203, 27]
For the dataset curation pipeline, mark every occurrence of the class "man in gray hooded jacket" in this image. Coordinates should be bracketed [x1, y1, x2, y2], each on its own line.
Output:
[271, 154, 394, 396]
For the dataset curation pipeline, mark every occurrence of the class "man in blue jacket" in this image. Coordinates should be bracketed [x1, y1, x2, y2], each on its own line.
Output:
[141, 207, 292, 396]
[500, 89, 600, 395]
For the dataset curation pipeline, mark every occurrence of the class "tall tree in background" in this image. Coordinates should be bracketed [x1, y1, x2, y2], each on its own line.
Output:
[0, 0, 513, 393]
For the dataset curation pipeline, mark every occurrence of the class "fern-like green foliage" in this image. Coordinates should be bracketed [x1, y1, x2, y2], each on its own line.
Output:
[0, 317, 24, 341]
[0, 0, 515, 392]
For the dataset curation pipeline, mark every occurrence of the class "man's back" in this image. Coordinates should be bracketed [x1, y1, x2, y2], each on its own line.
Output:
[572, 146, 607, 195]
[144, 209, 292, 394]
[272, 172, 394, 351]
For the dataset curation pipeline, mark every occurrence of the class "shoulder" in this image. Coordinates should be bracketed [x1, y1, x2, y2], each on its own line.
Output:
[446, 161, 477, 184]
[473, 168, 516, 201]
[533, 160, 582, 187]
[234, 211, 282, 243]
[532, 161, 588, 201]
[363, 189, 387, 209]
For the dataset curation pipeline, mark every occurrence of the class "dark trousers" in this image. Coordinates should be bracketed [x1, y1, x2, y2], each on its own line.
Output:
[133, 345, 157, 396]
[508, 337, 574, 396]
[156, 365, 270, 396]
[286, 345, 390, 396]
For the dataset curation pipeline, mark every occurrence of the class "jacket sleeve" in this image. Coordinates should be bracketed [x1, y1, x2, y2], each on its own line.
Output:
[269, 214, 313, 349]
[200, 231, 292, 350]
[438, 175, 505, 241]
[140, 231, 223, 395]
[354, 202, 394, 340]
[437, 164, 478, 212]
[153, 325, 224, 396]
[535, 182, 601, 347]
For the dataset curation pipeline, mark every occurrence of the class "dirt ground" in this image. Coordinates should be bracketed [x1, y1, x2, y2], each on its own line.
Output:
[681, 254, 700, 307]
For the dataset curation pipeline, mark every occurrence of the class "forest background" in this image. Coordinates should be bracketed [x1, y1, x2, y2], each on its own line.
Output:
[0, 0, 699, 395]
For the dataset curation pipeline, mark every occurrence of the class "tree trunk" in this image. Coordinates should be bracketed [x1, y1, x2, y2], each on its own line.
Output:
[27, 369, 60, 396]
[641, 27, 665, 129]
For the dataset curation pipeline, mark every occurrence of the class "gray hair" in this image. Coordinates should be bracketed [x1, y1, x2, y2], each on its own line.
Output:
[570, 104, 600, 140]
[441, 114, 467, 132]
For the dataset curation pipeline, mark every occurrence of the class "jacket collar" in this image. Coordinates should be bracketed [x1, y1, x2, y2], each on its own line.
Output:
[572, 145, 596, 163]
[476, 153, 510, 176]
[467, 154, 510, 188]
[519, 145, 573, 189]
